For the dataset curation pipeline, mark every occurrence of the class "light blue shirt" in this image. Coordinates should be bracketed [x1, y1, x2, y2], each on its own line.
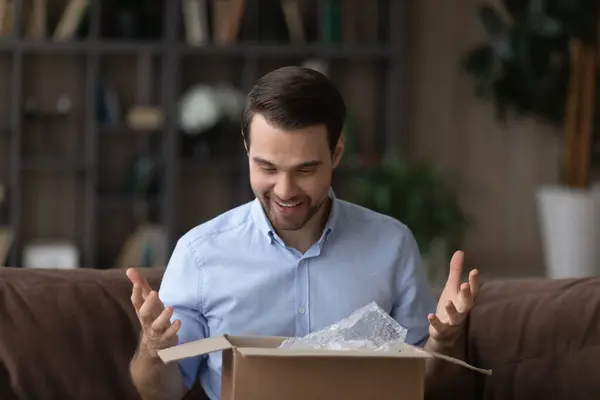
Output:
[158, 190, 436, 400]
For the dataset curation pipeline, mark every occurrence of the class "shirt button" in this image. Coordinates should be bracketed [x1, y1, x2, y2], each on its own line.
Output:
[298, 307, 306, 314]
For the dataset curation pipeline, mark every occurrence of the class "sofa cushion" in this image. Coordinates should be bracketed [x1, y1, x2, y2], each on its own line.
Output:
[0, 267, 164, 400]
[467, 277, 600, 399]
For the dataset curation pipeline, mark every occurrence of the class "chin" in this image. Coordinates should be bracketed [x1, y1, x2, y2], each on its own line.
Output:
[272, 220, 306, 232]
[269, 213, 307, 231]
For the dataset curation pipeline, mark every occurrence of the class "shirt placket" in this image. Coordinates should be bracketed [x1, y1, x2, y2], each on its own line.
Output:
[294, 257, 310, 336]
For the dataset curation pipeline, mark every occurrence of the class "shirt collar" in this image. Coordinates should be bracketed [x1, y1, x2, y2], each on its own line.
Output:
[251, 187, 339, 245]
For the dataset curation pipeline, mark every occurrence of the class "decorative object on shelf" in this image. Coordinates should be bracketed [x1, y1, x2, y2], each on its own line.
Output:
[347, 152, 468, 287]
[26, 0, 47, 39]
[23, 95, 73, 119]
[0, 0, 15, 38]
[22, 240, 79, 269]
[96, 78, 122, 125]
[322, 0, 342, 43]
[237, 0, 290, 43]
[126, 106, 164, 131]
[53, 0, 89, 41]
[179, 84, 222, 136]
[462, 0, 600, 278]
[122, 152, 160, 199]
[99, 0, 162, 40]
[178, 82, 244, 159]
[281, 0, 305, 43]
[56, 95, 72, 114]
[213, 0, 246, 44]
[182, 0, 209, 46]
[115, 224, 167, 268]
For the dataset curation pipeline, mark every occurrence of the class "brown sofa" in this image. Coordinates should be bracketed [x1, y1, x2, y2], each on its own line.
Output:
[0, 267, 598, 400]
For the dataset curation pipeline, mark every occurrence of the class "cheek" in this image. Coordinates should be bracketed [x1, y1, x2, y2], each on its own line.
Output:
[298, 171, 332, 197]
[249, 170, 272, 193]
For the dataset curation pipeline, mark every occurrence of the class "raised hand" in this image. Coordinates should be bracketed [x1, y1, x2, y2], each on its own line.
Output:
[428, 251, 479, 348]
[127, 268, 181, 358]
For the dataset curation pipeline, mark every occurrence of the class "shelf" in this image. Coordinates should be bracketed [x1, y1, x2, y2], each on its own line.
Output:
[98, 195, 160, 209]
[180, 156, 244, 173]
[0, 39, 166, 55]
[98, 124, 159, 137]
[21, 157, 88, 172]
[0, 0, 401, 268]
[177, 43, 394, 59]
[0, 39, 394, 59]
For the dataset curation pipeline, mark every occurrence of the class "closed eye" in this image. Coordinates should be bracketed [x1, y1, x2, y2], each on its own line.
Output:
[259, 165, 277, 173]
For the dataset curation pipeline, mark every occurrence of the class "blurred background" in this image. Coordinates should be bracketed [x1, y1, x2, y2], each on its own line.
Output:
[0, 0, 598, 286]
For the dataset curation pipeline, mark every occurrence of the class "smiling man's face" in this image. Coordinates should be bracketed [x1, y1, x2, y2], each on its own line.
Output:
[246, 113, 343, 232]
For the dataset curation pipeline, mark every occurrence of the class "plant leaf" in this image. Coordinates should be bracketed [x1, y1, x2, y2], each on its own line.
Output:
[531, 16, 563, 37]
[503, 0, 530, 17]
[478, 5, 507, 36]
[463, 44, 494, 75]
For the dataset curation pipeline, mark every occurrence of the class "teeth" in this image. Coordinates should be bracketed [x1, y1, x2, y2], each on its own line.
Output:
[277, 201, 301, 208]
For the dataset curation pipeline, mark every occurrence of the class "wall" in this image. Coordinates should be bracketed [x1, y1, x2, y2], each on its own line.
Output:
[405, 0, 562, 277]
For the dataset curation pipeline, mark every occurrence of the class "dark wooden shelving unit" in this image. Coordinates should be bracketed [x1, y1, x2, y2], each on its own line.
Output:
[0, 0, 403, 268]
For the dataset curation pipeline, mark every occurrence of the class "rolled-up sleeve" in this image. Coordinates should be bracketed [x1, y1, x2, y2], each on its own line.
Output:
[390, 226, 437, 347]
[158, 237, 209, 389]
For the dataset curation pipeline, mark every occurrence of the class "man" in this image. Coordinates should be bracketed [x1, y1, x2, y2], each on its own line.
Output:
[128, 66, 479, 400]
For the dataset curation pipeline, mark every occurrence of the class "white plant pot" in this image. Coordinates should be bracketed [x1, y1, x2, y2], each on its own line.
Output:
[537, 184, 600, 278]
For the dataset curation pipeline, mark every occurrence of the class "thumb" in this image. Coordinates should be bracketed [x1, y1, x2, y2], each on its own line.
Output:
[126, 268, 152, 297]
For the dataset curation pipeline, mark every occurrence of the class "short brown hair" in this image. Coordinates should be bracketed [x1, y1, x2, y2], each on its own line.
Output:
[241, 66, 346, 154]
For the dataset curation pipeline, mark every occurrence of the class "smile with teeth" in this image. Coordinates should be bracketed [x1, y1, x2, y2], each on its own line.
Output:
[276, 201, 302, 208]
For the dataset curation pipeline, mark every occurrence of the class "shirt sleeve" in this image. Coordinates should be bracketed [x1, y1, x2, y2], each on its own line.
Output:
[390, 226, 437, 347]
[158, 237, 209, 389]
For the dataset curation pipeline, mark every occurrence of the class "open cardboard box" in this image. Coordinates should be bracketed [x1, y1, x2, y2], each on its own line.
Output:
[158, 334, 491, 400]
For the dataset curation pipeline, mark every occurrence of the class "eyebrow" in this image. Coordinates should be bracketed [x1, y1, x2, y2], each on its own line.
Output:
[252, 157, 322, 169]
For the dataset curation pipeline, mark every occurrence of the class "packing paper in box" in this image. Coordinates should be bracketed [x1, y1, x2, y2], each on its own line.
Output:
[279, 302, 408, 351]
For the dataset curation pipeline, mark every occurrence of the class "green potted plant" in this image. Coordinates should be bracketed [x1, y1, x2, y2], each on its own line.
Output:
[347, 153, 468, 286]
[462, 0, 600, 278]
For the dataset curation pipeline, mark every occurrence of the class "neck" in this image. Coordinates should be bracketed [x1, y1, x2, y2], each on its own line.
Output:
[278, 197, 331, 253]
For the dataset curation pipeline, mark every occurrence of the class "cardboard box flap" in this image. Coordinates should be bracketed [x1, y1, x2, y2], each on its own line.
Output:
[226, 335, 287, 348]
[157, 335, 233, 363]
[423, 346, 492, 375]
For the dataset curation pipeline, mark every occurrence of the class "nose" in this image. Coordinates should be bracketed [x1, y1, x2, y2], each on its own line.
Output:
[272, 173, 298, 201]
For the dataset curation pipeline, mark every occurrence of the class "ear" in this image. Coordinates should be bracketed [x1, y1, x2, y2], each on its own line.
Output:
[332, 135, 345, 168]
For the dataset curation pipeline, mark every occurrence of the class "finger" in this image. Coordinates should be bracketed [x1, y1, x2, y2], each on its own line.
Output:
[138, 291, 164, 327]
[469, 269, 480, 297]
[151, 306, 174, 333]
[444, 301, 462, 325]
[131, 283, 144, 311]
[445, 250, 464, 291]
[428, 313, 448, 332]
[161, 319, 182, 342]
[459, 282, 474, 311]
[126, 268, 152, 297]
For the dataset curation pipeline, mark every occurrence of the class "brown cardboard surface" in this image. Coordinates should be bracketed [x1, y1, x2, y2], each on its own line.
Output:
[157, 335, 491, 400]
[222, 353, 426, 400]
